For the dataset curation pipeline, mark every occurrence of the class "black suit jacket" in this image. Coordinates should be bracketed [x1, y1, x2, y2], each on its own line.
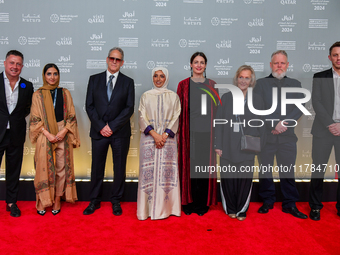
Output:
[253, 74, 303, 144]
[85, 71, 135, 139]
[311, 68, 335, 138]
[0, 72, 33, 146]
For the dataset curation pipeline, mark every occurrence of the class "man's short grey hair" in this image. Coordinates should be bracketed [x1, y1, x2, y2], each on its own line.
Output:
[108, 47, 124, 60]
[271, 50, 288, 61]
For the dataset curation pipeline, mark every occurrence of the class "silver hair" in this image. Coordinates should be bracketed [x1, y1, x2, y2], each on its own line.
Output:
[107, 47, 124, 60]
[271, 50, 288, 61]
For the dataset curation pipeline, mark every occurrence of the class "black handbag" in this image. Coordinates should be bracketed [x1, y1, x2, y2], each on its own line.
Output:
[238, 116, 261, 153]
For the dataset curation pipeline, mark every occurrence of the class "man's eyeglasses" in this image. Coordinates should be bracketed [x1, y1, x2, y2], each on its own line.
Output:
[108, 57, 122, 63]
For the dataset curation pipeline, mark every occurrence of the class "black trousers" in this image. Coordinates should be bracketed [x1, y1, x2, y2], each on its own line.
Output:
[0, 130, 24, 204]
[189, 131, 210, 209]
[258, 141, 299, 208]
[89, 136, 130, 204]
[220, 158, 253, 216]
[309, 135, 340, 211]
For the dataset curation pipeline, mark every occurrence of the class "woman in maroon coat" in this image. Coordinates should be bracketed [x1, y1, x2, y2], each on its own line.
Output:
[177, 52, 217, 216]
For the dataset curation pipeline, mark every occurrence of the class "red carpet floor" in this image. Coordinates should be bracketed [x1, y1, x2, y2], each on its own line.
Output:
[0, 201, 339, 255]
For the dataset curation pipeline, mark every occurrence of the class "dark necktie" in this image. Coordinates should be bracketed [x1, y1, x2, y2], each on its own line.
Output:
[107, 74, 114, 100]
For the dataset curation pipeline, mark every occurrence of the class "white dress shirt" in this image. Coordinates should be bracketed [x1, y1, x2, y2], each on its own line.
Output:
[3, 72, 20, 129]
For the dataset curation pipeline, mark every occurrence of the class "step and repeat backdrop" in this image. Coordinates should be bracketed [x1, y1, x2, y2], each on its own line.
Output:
[0, 0, 339, 180]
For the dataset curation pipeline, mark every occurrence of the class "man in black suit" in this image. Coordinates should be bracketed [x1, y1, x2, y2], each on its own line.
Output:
[254, 50, 307, 219]
[83, 47, 135, 216]
[309, 41, 340, 220]
[0, 50, 33, 217]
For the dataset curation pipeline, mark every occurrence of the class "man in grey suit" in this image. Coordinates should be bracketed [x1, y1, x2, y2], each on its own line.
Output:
[309, 41, 340, 220]
[0, 50, 33, 217]
[83, 47, 135, 216]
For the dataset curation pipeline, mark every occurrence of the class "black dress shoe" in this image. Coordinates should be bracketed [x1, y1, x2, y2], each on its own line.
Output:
[309, 209, 320, 221]
[6, 203, 21, 217]
[195, 206, 209, 216]
[282, 207, 307, 219]
[52, 209, 61, 216]
[112, 202, 122, 216]
[337, 211, 340, 217]
[258, 203, 273, 214]
[37, 210, 46, 216]
[182, 204, 194, 215]
[83, 203, 100, 215]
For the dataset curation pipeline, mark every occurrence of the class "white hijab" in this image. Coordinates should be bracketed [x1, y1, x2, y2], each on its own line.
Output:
[148, 67, 171, 95]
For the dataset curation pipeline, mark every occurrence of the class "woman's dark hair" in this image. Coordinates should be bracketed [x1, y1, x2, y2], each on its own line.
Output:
[190, 52, 207, 64]
[43, 63, 60, 75]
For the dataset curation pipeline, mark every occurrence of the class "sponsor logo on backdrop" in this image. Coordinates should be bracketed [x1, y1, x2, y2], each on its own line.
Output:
[120, 11, 138, 29]
[303, 64, 312, 72]
[306, 104, 315, 121]
[245, 62, 264, 72]
[0, 59, 3, 68]
[216, 40, 231, 49]
[179, 39, 187, 48]
[278, 14, 296, 33]
[311, 0, 328, 11]
[178, 39, 206, 48]
[23, 147, 29, 156]
[22, 14, 41, 22]
[28, 77, 40, 88]
[214, 58, 232, 76]
[302, 128, 313, 138]
[309, 19, 328, 28]
[122, 61, 137, 70]
[119, 37, 138, 47]
[18, 36, 46, 46]
[24, 59, 40, 68]
[244, 0, 265, 4]
[146, 61, 173, 69]
[216, 0, 234, 3]
[184, 17, 202, 25]
[248, 18, 264, 27]
[57, 55, 74, 74]
[287, 63, 294, 72]
[246, 36, 264, 55]
[0, 36, 9, 45]
[303, 63, 329, 73]
[60, 81, 75, 91]
[151, 15, 171, 25]
[126, 168, 137, 178]
[211, 17, 238, 26]
[146, 61, 156, 69]
[280, 0, 296, 5]
[50, 14, 78, 23]
[88, 15, 104, 23]
[127, 148, 138, 157]
[151, 39, 169, 47]
[86, 59, 106, 69]
[56, 37, 72, 46]
[183, 0, 203, 3]
[154, 0, 168, 7]
[0, 13, 9, 22]
[87, 33, 106, 52]
[184, 64, 190, 71]
[308, 42, 326, 51]
[277, 41, 296, 50]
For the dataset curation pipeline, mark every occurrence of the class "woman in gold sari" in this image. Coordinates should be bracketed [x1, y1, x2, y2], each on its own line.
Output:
[29, 63, 80, 215]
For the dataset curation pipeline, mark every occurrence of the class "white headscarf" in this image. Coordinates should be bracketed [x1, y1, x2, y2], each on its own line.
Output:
[148, 67, 171, 95]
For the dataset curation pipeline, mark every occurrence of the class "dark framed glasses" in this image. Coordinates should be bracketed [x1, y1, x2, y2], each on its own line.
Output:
[108, 57, 122, 63]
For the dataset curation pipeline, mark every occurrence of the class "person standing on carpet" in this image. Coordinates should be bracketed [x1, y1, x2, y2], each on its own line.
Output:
[83, 47, 135, 216]
[254, 50, 307, 219]
[137, 67, 181, 220]
[0, 50, 33, 217]
[215, 65, 265, 221]
[309, 41, 340, 220]
[29, 63, 80, 216]
[177, 52, 217, 216]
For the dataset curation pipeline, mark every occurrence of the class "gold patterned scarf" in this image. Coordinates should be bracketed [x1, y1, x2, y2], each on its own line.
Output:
[38, 67, 60, 151]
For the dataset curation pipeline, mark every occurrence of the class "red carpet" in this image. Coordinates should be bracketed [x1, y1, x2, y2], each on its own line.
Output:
[0, 201, 339, 255]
